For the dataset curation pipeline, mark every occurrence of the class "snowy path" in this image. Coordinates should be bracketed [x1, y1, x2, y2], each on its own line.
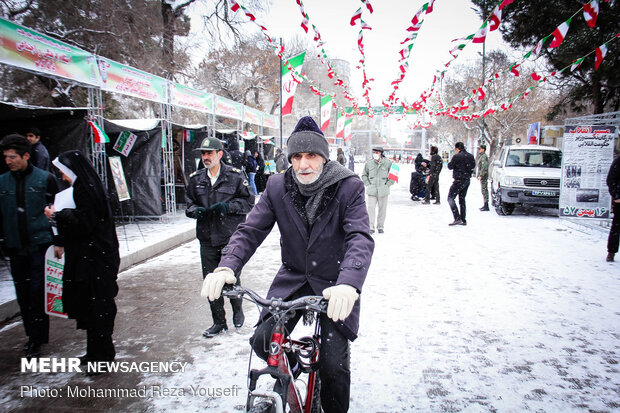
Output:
[132, 163, 618, 412]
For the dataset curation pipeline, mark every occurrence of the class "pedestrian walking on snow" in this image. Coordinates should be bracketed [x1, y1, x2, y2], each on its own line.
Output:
[186, 137, 254, 337]
[362, 147, 394, 234]
[447, 142, 476, 226]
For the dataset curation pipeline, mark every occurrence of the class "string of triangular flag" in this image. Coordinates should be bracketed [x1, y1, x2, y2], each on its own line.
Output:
[431, 0, 612, 120]
[350, 1, 375, 109]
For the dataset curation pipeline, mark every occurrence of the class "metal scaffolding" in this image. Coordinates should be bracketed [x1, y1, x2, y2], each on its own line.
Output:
[87, 87, 108, 190]
[160, 103, 176, 217]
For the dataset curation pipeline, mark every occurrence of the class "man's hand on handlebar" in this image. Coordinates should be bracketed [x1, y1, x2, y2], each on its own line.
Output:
[201, 267, 236, 301]
[322, 284, 359, 322]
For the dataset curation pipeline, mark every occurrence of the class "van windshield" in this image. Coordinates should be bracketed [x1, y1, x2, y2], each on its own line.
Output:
[505, 149, 562, 168]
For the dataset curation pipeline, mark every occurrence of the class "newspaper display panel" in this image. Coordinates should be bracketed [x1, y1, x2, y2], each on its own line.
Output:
[560, 125, 617, 219]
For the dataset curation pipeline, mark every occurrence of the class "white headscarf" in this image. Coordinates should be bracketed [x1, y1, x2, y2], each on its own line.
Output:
[52, 157, 77, 184]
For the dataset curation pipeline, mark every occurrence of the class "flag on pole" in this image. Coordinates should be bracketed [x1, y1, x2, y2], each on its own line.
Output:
[549, 18, 572, 48]
[336, 111, 345, 138]
[88, 121, 110, 143]
[583, 0, 599, 28]
[344, 116, 353, 141]
[388, 163, 400, 183]
[570, 56, 585, 71]
[183, 130, 194, 142]
[595, 43, 608, 70]
[320, 96, 332, 132]
[281, 52, 305, 116]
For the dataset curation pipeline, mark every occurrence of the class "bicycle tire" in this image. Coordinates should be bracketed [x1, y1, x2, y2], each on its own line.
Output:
[309, 374, 321, 413]
[247, 401, 273, 413]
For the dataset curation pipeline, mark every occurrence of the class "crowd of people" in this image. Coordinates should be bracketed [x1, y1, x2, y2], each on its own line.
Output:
[1, 118, 618, 411]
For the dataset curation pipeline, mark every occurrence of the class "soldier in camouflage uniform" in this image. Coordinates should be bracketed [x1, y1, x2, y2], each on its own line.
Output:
[476, 144, 490, 211]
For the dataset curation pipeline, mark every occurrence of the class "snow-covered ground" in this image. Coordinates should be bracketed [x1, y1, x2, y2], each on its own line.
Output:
[129, 163, 618, 412]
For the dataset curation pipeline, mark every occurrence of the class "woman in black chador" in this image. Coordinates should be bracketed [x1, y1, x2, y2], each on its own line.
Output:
[45, 150, 120, 363]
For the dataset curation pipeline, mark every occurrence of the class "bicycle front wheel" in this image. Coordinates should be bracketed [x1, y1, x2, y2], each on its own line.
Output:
[247, 401, 273, 413]
[309, 374, 321, 413]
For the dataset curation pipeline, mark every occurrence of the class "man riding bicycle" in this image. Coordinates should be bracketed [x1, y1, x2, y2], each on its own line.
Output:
[202, 116, 374, 413]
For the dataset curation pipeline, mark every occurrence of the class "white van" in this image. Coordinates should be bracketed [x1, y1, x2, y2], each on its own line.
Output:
[490, 145, 562, 215]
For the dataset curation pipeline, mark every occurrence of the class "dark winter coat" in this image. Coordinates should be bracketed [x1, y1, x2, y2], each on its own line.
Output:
[244, 155, 257, 174]
[448, 150, 476, 180]
[0, 164, 58, 254]
[219, 169, 374, 341]
[275, 152, 289, 173]
[54, 152, 120, 335]
[30, 142, 50, 171]
[185, 163, 254, 246]
[608, 156, 620, 201]
[429, 153, 443, 177]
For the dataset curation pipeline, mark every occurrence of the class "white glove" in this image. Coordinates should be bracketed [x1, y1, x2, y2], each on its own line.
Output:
[322, 284, 359, 322]
[201, 267, 236, 301]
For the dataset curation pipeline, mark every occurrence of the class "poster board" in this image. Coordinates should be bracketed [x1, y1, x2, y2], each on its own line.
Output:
[113, 130, 138, 156]
[44, 245, 67, 318]
[560, 125, 617, 219]
[108, 156, 131, 201]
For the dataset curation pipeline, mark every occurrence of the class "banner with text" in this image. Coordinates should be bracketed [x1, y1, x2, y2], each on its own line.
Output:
[170, 82, 213, 113]
[98, 57, 168, 104]
[215, 95, 244, 121]
[0, 17, 100, 86]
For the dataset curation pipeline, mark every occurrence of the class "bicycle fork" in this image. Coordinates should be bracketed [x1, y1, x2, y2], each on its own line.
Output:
[247, 325, 303, 413]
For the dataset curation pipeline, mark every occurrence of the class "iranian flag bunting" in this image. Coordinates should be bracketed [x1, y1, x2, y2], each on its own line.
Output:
[595, 43, 608, 70]
[549, 18, 572, 48]
[281, 52, 305, 116]
[320, 96, 332, 132]
[583, 1, 599, 28]
[498, 0, 514, 9]
[350, 8, 362, 26]
[88, 121, 110, 143]
[472, 22, 488, 43]
[388, 163, 399, 182]
[426, 0, 435, 14]
[489, 6, 501, 31]
[571, 56, 585, 71]
[399, 44, 414, 61]
[361, 0, 373, 13]
[230, 0, 240, 12]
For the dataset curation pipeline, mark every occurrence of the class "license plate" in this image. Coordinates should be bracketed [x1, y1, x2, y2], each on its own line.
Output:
[532, 190, 555, 196]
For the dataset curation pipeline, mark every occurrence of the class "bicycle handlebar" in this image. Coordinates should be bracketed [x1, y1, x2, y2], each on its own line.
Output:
[222, 285, 327, 314]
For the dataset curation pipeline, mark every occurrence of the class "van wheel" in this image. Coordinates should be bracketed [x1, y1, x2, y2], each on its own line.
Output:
[494, 191, 515, 215]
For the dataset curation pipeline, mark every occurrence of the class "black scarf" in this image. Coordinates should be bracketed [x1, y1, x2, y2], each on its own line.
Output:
[289, 160, 357, 225]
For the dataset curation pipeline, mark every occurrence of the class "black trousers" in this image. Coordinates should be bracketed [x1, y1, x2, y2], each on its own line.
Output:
[199, 242, 242, 325]
[447, 179, 471, 222]
[424, 174, 440, 202]
[9, 249, 49, 345]
[608, 202, 620, 254]
[251, 284, 351, 413]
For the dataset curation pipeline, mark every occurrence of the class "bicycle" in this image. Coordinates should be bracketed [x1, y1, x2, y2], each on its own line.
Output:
[222, 285, 327, 413]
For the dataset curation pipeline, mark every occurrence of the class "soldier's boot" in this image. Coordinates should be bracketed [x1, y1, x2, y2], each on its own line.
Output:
[479, 203, 490, 211]
[230, 298, 245, 328]
[203, 298, 228, 338]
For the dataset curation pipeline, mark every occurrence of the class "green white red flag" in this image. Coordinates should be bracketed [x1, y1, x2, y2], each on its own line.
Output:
[571, 56, 585, 71]
[336, 111, 345, 138]
[583, 1, 599, 28]
[595, 43, 608, 70]
[388, 162, 399, 182]
[489, 6, 501, 31]
[183, 130, 194, 142]
[281, 52, 305, 116]
[472, 21, 488, 44]
[320, 96, 332, 132]
[344, 116, 353, 141]
[88, 121, 109, 143]
[549, 18, 572, 48]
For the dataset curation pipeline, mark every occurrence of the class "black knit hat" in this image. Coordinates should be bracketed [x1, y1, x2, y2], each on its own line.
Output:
[286, 116, 329, 162]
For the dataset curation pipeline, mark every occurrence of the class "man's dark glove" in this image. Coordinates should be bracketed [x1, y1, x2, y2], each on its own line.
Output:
[210, 202, 229, 216]
[193, 207, 207, 221]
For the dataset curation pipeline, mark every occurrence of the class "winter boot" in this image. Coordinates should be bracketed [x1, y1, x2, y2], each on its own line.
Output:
[607, 253, 615, 262]
[202, 323, 228, 338]
[479, 203, 490, 211]
[231, 298, 245, 328]
[204, 298, 228, 337]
